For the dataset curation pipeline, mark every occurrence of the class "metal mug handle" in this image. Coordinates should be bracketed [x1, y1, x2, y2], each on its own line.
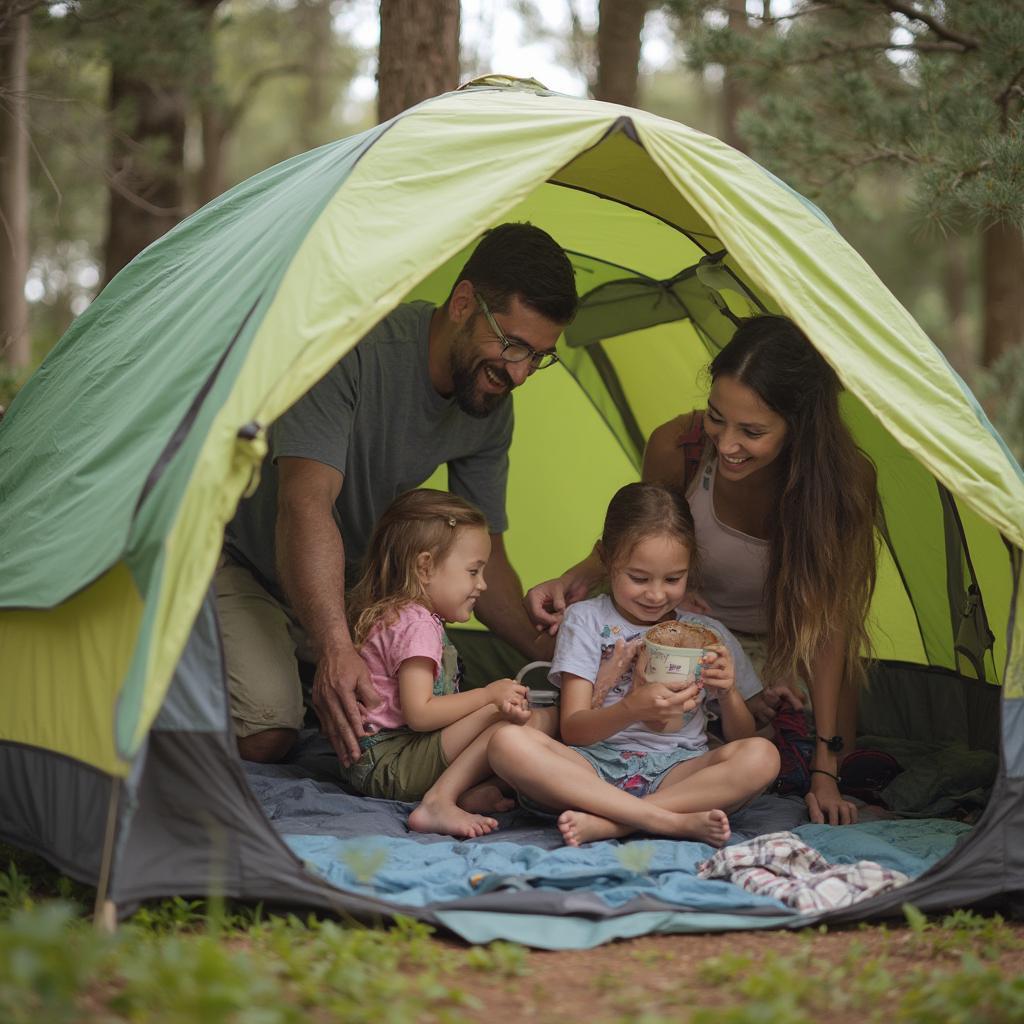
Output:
[515, 660, 557, 708]
[515, 660, 553, 683]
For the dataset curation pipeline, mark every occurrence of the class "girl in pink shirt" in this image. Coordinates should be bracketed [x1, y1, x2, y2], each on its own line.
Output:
[339, 488, 534, 838]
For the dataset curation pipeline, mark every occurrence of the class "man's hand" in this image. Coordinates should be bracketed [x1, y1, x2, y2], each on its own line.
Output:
[524, 571, 592, 636]
[311, 644, 382, 768]
[523, 577, 569, 635]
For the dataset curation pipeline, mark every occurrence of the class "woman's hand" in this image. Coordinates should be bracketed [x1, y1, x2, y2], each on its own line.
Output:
[805, 771, 858, 826]
[746, 684, 805, 728]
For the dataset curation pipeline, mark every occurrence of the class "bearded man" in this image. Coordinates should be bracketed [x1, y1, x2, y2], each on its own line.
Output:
[217, 223, 578, 766]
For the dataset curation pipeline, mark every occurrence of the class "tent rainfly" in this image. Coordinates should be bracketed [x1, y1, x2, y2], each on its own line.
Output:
[1, 77, 1022, 937]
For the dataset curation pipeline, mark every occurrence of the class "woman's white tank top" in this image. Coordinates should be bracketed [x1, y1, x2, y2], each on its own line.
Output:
[686, 459, 770, 635]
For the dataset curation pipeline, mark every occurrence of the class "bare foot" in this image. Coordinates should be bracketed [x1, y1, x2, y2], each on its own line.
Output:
[459, 782, 517, 815]
[408, 797, 498, 839]
[557, 807, 731, 847]
[681, 808, 731, 847]
[558, 810, 630, 847]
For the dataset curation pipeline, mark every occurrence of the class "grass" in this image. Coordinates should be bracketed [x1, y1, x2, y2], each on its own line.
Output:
[688, 921, 1024, 1024]
[0, 845, 535, 1024]
[0, 844, 1021, 1023]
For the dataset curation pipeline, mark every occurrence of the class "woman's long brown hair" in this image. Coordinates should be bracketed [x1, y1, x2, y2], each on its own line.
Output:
[710, 316, 880, 688]
[348, 489, 488, 645]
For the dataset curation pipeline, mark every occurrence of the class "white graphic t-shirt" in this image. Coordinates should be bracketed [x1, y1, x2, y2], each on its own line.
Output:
[549, 594, 762, 753]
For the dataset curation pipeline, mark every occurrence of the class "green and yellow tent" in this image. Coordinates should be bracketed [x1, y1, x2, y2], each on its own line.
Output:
[1, 77, 1021, 936]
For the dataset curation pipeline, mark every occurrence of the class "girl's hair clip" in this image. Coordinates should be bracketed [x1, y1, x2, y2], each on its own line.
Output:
[447, 516, 457, 527]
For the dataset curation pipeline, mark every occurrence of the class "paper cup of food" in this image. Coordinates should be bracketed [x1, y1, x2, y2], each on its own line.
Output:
[640, 620, 721, 732]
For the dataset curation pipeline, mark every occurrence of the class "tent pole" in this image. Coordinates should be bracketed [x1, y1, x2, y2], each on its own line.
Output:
[92, 777, 121, 933]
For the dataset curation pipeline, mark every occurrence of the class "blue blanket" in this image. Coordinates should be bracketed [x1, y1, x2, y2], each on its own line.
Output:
[246, 752, 971, 946]
[282, 820, 969, 913]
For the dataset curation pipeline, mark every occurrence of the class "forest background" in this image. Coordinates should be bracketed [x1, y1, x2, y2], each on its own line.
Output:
[1, 0, 1022, 463]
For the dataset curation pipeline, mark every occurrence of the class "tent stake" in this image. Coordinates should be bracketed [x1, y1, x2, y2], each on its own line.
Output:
[93, 778, 121, 933]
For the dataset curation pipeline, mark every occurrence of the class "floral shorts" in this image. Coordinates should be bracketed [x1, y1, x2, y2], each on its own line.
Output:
[517, 741, 707, 819]
[574, 741, 707, 797]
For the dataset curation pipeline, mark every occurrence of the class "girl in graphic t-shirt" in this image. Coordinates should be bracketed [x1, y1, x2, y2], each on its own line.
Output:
[527, 316, 880, 827]
[339, 488, 537, 839]
[488, 482, 780, 848]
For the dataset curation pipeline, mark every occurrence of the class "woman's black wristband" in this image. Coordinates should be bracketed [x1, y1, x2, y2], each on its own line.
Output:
[809, 768, 840, 783]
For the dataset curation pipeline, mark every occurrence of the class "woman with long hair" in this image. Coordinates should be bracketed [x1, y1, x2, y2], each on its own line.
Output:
[527, 315, 879, 825]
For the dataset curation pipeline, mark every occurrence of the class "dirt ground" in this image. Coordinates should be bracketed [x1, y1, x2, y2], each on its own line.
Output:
[440, 922, 1024, 1024]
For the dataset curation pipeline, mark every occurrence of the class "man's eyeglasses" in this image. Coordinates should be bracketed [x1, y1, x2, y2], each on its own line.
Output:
[474, 292, 560, 370]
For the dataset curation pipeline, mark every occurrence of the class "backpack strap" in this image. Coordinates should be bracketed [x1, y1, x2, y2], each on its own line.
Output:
[675, 410, 707, 488]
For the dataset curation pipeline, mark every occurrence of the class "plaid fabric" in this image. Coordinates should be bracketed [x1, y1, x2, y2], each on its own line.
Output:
[697, 831, 909, 913]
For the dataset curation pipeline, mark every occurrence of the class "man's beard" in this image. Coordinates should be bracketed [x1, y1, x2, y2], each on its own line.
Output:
[450, 325, 513, 418]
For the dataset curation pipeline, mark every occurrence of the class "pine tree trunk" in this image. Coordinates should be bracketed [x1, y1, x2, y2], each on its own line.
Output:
[377, 0, 460, 123]
[594, 0, 648, 106]
[197, 99, 226, 209]
[981, 221, 1024, 366]
[102, 0, 221, 285]
[0, 12, 30, 370]
[722, 0, 749, 152]
[300, 0, 333, 150]
[102, 71, 187, 285]
[943, 236, 973, 373]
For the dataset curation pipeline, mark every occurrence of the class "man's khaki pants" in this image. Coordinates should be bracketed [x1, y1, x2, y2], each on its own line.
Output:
[214, 555, 312, 738]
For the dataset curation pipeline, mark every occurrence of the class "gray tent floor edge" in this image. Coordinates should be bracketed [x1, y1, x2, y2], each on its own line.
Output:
[0, 740, 120, 888]
[107, 730, 382, 915]
[814, 772, 1024, 925]
[5, 726, 1016, 932]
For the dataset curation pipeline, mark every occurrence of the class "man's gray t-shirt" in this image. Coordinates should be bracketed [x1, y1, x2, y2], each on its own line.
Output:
[225, 301, 512, 593]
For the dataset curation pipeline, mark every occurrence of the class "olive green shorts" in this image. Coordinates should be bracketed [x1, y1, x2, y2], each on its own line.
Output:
[335, 729, 449, 803]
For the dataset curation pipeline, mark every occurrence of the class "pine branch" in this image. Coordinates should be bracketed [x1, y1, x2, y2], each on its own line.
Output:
[878, 1, 979, 51]
[779, 39, 970, 66]
[222, 63, 306, 135]
[0, 0, 49, 31]
[747, 3, 843, 27]
[810, 146, 920, 189]
[997, 66, 1024, 131]
[948, 159, 995, 194]
[103, 166, 184, 218]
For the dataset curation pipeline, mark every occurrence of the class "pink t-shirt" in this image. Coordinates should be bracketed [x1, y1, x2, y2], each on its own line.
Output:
[360, 602, 452, 733]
